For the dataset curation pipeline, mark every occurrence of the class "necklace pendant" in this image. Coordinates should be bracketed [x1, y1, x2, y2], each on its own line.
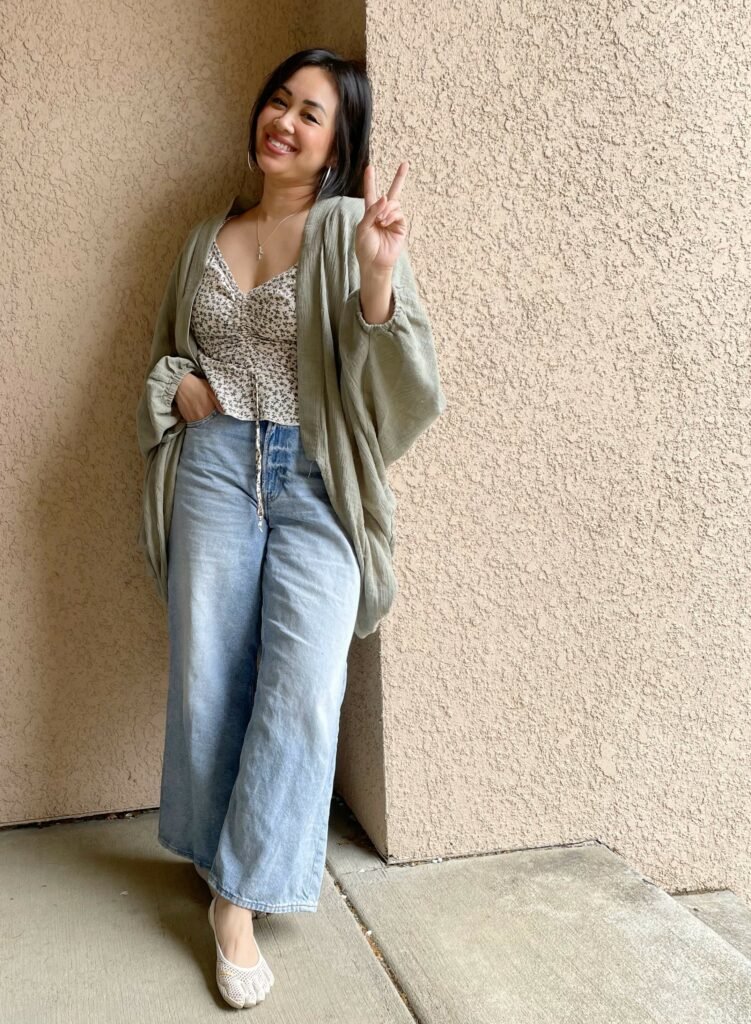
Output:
[257, 246, 263, 260]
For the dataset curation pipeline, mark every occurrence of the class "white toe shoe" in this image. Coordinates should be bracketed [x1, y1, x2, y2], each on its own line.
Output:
[208, 895, 275, 1009]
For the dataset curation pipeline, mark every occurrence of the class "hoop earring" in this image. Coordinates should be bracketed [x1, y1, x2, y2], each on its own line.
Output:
[318, 165, 332, 195]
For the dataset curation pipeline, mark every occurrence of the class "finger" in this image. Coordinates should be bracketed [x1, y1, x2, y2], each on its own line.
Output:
[380, 215, 405, 230]
[379, 211, 406, 230]
[363, 163, 376, 210]
[374, 199, 401, 225]
[361, 193, 390, 230]
[386, 160, 409, 201]
[375, 198, 400, 218]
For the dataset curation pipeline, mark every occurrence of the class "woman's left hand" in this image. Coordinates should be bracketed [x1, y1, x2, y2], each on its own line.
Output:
[355, 161, 410, 274]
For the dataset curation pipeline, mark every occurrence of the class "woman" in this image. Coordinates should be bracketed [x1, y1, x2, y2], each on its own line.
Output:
[136, 47, 446, 1010]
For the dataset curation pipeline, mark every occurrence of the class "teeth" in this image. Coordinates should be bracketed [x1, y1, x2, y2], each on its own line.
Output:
[268, 135, 294, 153]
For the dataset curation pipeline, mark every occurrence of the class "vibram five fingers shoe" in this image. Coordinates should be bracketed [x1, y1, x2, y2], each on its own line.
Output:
[208, 895, 275, 1009]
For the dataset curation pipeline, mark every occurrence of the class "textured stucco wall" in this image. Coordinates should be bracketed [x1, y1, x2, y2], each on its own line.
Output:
[0, 2, 362, 822]
[336, 0, 751, 900]
[3, 0, 750, 905]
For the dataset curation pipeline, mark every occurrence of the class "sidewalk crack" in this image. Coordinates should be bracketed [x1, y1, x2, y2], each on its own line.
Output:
[328, 872, 424, 1024]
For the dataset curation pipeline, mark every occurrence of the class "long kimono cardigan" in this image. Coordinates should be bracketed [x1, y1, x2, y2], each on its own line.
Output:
[136, 192, 447, 638]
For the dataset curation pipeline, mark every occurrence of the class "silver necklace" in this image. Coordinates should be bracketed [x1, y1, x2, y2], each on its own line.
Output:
[250, 134, 333, 259]
[255, 205, 307, 261]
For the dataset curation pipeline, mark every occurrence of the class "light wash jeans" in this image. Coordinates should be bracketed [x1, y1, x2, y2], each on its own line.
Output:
[158, 412, 361, 913]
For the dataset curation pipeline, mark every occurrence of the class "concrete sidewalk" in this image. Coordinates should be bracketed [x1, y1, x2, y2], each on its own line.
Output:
[2, 796, 750, 1022]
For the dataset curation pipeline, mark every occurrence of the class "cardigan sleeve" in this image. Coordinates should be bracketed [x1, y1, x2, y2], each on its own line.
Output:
[336, 238, 447, 469]
[135, 250, 201, 459]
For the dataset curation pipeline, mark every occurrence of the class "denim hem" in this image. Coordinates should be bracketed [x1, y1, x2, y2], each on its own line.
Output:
[157, 832, 319, 914]
[157, 832, 212, 871]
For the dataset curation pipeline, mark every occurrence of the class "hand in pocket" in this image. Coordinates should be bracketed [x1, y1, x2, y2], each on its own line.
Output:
[175, 373, 224, 422]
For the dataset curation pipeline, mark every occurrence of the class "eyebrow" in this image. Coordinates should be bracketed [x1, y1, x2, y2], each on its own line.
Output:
[278, 84, 327, 115]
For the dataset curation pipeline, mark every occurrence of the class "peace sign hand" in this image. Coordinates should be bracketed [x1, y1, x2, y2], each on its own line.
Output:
[355, 161, 410, 274]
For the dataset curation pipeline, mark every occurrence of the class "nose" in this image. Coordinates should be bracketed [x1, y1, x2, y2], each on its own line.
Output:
[273, 110, 295, 134]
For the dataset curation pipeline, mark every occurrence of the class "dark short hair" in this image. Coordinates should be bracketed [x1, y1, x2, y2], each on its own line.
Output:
[247, 48, 372, 199]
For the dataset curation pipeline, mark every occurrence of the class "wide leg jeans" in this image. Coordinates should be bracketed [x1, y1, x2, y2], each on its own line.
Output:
[158, 411, 361, 913]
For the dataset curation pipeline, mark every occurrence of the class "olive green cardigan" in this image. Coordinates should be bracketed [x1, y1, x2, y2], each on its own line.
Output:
[135, 192, 447, 638]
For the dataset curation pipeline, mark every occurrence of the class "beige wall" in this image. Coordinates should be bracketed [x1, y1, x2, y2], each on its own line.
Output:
[0, 1, 361, 821]
[337, 0, 751, 901]
[3, 0, 749, 902]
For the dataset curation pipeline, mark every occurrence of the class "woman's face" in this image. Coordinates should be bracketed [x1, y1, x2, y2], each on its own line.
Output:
[255, 65, 339, 184]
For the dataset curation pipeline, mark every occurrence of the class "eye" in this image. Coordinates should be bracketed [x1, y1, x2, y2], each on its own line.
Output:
[270, 97, 319, 124]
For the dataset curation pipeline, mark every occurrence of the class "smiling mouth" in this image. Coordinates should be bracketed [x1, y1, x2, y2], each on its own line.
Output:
[265, 132, 297, 154]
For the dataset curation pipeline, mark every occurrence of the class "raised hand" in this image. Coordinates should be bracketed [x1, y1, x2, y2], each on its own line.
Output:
[355, 161, 410, 273]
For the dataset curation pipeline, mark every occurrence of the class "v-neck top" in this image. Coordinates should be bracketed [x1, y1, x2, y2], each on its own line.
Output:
[190, 219, 300, 529]
[191, 228, 299, 426]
